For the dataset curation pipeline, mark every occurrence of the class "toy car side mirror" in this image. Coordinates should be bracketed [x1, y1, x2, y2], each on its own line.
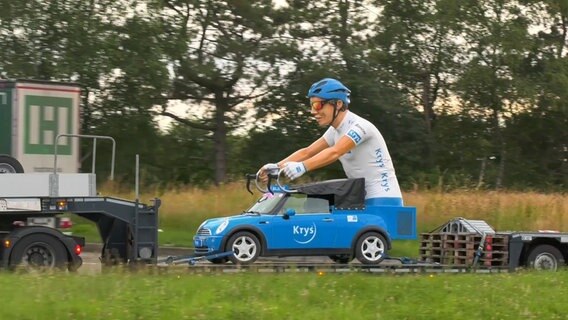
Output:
[283, 208, 296, 220]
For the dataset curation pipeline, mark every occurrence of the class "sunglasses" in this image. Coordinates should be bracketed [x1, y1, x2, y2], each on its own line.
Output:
[310, 100, 335, 111]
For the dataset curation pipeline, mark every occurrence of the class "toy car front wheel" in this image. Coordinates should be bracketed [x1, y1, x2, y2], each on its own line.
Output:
[226, 231, 260, 265]
[355, 232, 387, 265]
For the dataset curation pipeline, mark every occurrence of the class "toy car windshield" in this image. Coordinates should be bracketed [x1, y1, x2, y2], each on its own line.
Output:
[243, 192, 285, 214]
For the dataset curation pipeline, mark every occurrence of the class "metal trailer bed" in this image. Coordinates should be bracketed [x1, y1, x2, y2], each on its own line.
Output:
[0, 134, 160, 269]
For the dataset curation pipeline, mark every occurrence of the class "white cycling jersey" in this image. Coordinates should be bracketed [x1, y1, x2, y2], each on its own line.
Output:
[322, 111, 402, 200]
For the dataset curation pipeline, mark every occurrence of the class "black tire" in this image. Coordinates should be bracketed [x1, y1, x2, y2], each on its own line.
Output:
[355, 232, 388, 265]
[329, 254, 352, 264]
[0, 154, 24, 173]
[226, 231, 260, 265]
[9, 234, 68, 271]
[526, 244, 564, 271]
[208, 257, 228, 264]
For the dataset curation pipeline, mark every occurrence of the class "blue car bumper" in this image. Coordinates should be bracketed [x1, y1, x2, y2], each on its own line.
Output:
[193, 235, 224, 256]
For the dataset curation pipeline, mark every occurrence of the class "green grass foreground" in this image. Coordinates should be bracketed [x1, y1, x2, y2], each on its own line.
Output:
[1, 270, 567, 319]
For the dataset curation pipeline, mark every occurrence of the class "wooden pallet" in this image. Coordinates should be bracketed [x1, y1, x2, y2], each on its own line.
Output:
[419, 232, 510, 267]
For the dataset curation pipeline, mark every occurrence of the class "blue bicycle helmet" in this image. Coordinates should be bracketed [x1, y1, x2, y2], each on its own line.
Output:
[307, 78, 351, 106]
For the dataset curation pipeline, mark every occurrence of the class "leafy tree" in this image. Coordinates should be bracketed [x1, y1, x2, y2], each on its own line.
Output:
[148, 0, 292, 185]
[368, 0, 466, 168]
[455, 0, 534, 188]
[0, 0, 128, 133]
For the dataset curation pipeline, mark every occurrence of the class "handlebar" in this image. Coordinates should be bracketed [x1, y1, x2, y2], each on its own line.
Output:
[245, 169, 296, 194]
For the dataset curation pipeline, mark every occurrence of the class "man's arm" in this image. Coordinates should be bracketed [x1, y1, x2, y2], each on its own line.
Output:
[302, 136, 356, 171]
[277, 137, 329, 167]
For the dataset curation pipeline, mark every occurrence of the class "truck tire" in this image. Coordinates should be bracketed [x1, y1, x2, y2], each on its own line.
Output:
[0, 154, 24, 173]
[226, 231, 260, 265]
[9, 234, 68, 271]
[526, 244, 564, 271]
[355, 232, 387, 265]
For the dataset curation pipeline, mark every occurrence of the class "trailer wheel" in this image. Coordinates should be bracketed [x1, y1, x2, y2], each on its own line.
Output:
[329, 254, 352, 264]
[355, 232, 387, 265]
[226, 231, 260, 265]
[0, 155, 24, 173]
[526, 244, 564, 271]
[9, 234, 68, 271]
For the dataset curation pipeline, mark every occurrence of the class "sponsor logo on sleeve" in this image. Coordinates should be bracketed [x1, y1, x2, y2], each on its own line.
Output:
[347, 129, 362, 144]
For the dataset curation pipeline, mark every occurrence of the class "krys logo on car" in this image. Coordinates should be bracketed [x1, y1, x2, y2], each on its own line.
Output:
[292, 223, 317, 244]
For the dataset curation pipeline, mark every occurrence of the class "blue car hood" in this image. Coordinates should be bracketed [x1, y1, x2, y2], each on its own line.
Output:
[198, 213, 263, 235]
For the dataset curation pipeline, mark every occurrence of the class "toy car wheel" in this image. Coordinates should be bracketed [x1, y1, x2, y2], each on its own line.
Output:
[226, 231, 260, 265]
[329, 254, 352, 264]
[355, 232, 387, 265]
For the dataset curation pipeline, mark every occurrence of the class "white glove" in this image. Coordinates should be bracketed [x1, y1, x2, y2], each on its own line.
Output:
[258, 163, 279, 176]
[283, 162, 307, 180]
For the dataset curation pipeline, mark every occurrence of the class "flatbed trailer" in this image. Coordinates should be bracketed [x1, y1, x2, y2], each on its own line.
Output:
[420, 218, 568, 271]
[0, 135, 160, 270]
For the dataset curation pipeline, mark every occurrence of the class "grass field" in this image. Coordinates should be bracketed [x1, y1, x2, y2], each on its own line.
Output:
[75, 184, 567, 254]
[1, 270, 567, 319]
[3, 186, 568, 319]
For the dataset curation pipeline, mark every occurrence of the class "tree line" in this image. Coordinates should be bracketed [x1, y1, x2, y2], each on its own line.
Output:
[0, 0, 566, 191]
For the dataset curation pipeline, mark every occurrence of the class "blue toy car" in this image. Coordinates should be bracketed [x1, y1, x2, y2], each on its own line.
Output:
[193, 178, 417, 264]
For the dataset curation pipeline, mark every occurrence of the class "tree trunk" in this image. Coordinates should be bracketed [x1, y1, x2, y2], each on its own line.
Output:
[421, 73, 436, 167]
[213, 93, 228, 185]
[492, 107, 505, 189]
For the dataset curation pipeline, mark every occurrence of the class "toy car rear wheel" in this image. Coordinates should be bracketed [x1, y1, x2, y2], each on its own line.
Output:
[355, 232, 387, 265]
[226, 231, 260, 265]
[329, 254, 352, 264]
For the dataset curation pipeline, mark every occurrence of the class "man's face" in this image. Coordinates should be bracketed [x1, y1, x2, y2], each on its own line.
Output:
[309, 98, 340, 127]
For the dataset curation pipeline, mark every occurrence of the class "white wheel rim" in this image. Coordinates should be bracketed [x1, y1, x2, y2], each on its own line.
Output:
[361, 236, 385, 261]
[232, 236, 257, 262]
[534, 253, 557, 270]
[0, 164, 16, 173]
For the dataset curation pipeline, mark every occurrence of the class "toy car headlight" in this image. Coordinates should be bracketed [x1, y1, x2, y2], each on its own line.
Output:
[216, 220, 229, 234]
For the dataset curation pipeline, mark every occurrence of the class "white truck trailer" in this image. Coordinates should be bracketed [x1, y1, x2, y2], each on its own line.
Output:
[0, 79, 80, 173]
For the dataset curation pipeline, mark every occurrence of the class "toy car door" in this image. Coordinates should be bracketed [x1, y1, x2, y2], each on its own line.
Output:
[265, 194, 339, 250]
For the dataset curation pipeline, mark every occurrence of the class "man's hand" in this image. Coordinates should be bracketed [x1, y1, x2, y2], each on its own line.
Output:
[283, 162, 307, 180]
[257, 163, 279, 182]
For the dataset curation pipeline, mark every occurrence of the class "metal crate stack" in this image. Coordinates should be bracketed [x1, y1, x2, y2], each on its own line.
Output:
[419, 218, 509, 267]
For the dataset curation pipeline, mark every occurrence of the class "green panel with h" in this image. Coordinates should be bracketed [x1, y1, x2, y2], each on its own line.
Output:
[24, 95, 73, 155]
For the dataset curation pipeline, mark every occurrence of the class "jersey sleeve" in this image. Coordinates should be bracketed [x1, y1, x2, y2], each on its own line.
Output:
[344, 121, 371, 146]
[322, 126, 334, 146]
